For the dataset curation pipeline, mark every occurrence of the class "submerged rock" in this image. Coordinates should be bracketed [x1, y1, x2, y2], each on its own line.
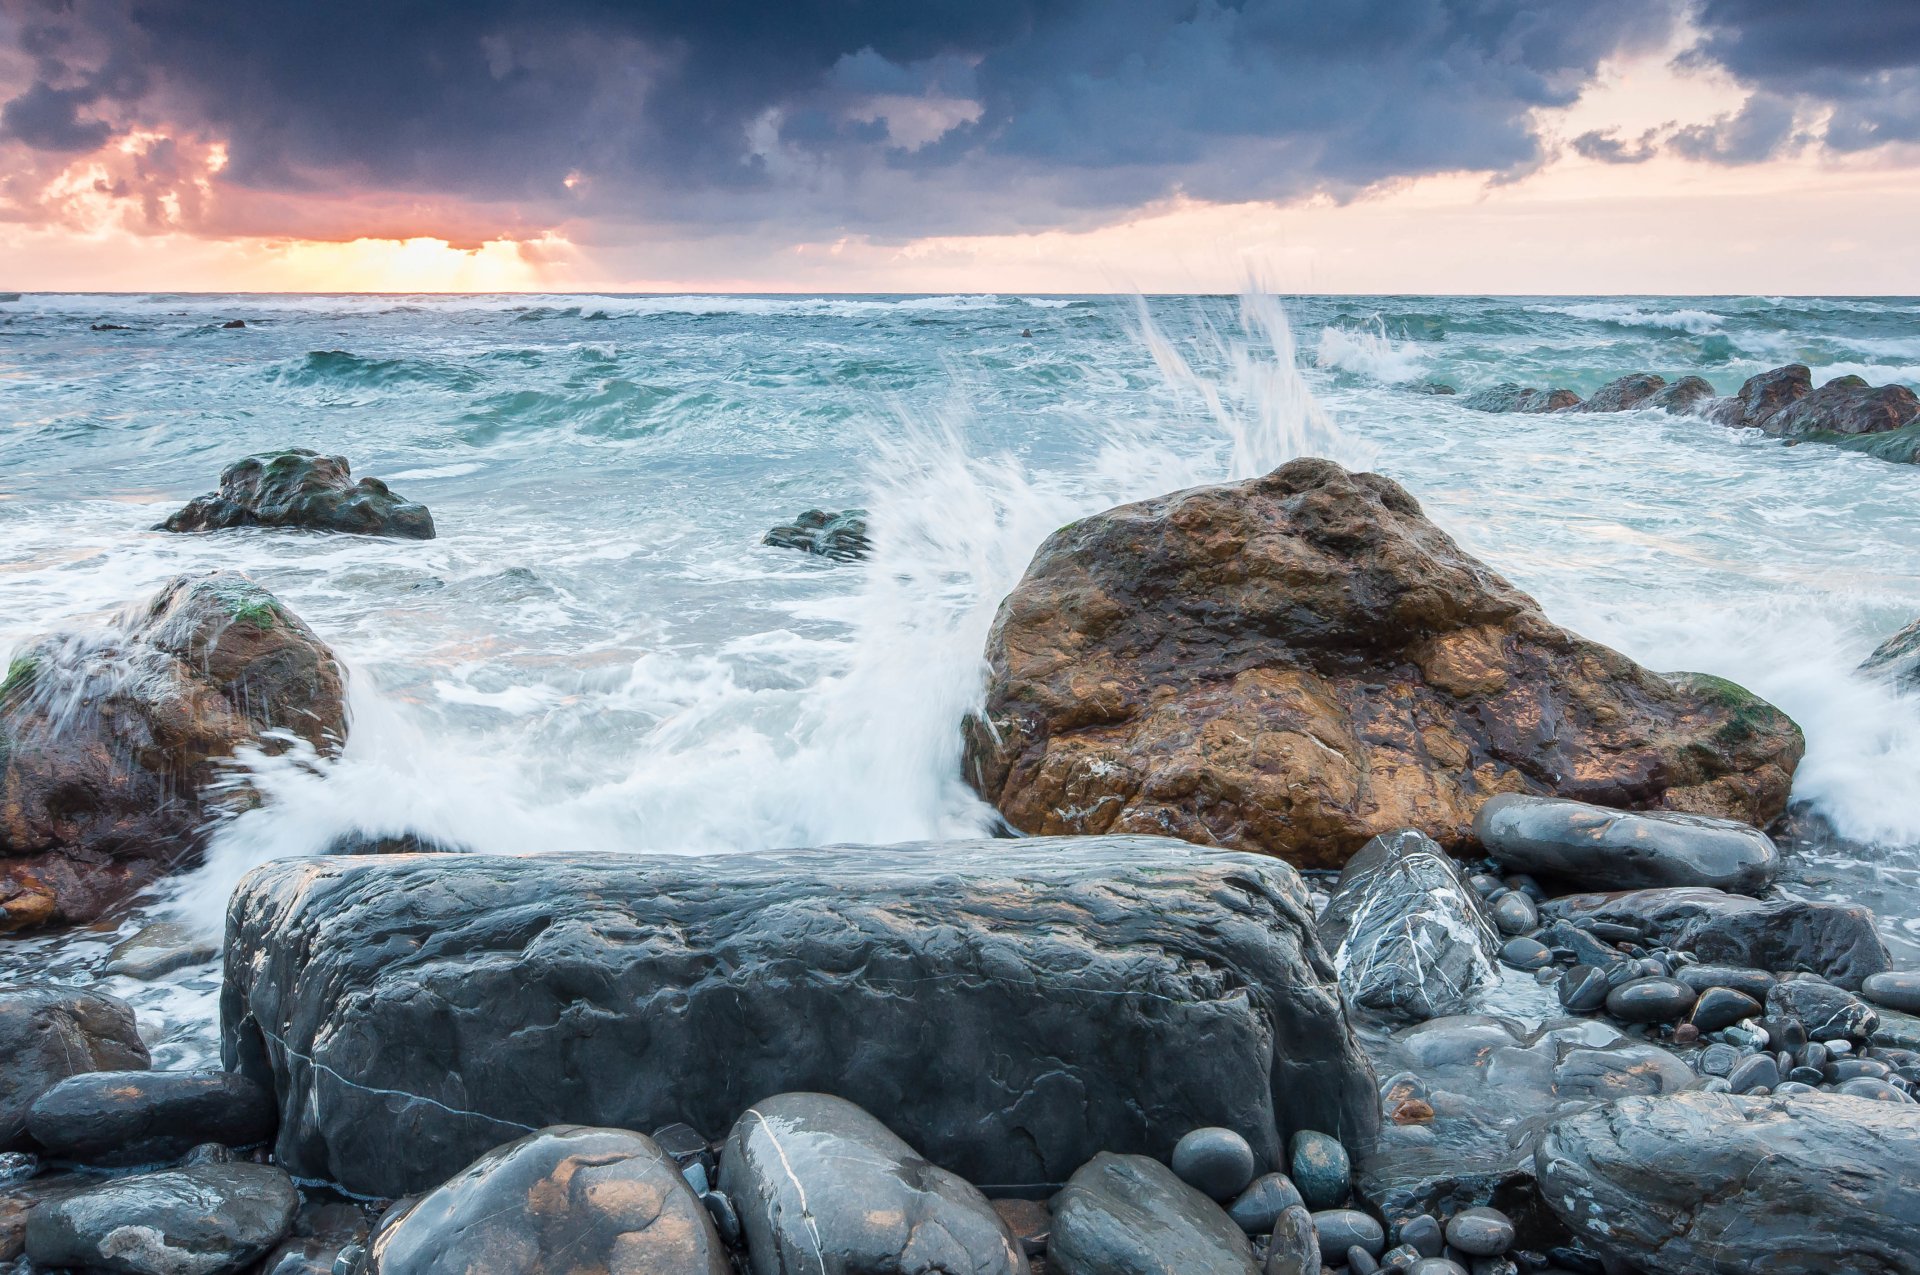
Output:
[1861, 617, 1920, 691]
[221, 838, 1377, 1197]
[1543, 887, 1891, 988]
[1474, 793, 1779, 894]
[26, 1159, 299, 1275]
[1535, 1090, 1920, 1274]
[1461, 384, 1582, 413]
[0, 573, 346, 929]
[1048, 1152, 1258, 1275]
[368, 1125, 727, 1275]
[762, 507, 870, 560]
[158, 449, 435, 539]
[1318, 830, 1499, 1021]
[1583, 373, 1665, 412]
[0, 986, 150, 1150]
[27, 1069, 275, 1166]
[1645, 375, 1716, 414]
[963, 458, 1803, 868]
[720, 1092, 1022, 1275]
[101, 921, 220, 980]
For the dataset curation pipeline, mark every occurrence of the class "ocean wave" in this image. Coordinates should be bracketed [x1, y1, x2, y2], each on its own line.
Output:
[1536, 302, 1726, 334]
[274, 349, 483, 391]
[1313, 324, 1429, 384]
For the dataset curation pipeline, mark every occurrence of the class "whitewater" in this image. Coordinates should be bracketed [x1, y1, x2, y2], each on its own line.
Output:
[4, 289, 1920, 1062]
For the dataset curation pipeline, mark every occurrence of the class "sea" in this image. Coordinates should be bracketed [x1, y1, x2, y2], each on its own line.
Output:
[3, 290, 1919, 1064]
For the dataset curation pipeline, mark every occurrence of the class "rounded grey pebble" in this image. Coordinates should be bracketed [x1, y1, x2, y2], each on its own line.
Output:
[1228, 1172, 1304, 1234]
[1838, 1077, 1909, 1102]
[1688, 986, 1762, 1033]
[1499, 937, 1552, 971]
[1774, 1080, 1816, 1095]
[1605, 976, 1696, 1023]
[1492, 892, 1538, 936]
[1396, 1213, 1443, 1258]
[1409, 1260, 1468, 1275]
[1380, 1241, 1423, 1270]
[1558, 965, 1609, 1013]
[1728, 1052, 1780, 1094]
[1289, 1130, 1350, 1210]
[1312, 1208, 1385, 1258]
[1347, 1246, 1380, 1275]
[1266, 1202, 1320, 1275]
[1172, 1126, 1257, 1201]
[1445, 1207, 1515, 1257]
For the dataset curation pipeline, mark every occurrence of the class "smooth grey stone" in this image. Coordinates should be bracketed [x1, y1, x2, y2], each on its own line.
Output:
[1265, 1203, 1320, 1275]
[1775, 1080, 1817, 1095]
[1542, 888, 1890, 990]
[702, 1190, 741, 1246]
[1227, 1173, 1303, 1234]
[1379, 1242, 1422, 1270]
[1688, 986, 1762, 1033]
[1698, 1042, 1739, 1076]
[1347, 1245, 1381, 1274]
[1787, 1066, 1825, 1084]
[1604, 977, 1696, 1023]
[1499, 937, 1552, 971]
[1469, 1259, 1519, 1275]
[1173, 1126, 1257, 1202]
[101, 922, 220, 981]
[1767, 981, 1879, 1043]
[1050, 1152, 1258, 1275]
[1801, 1041, 1830, 1071]
[26, 1161, 298, 1275]
[1474, 794, 1779, 894]
[221, 840, 1378, 1197]
[27, 1070, 274, 1167]
[0, 985, 149, 1150]
[1491, 893, 1538, 937]
[1558, 966, 1610, 1013]
[1688, 971, 1763, 1003]
[1396, 1213, 1443, 1257]
[1827, 1038, 1854, 1056]
[1863, 972, 1920, 1014]
[1537, 1090, 1920, 1271]
[1318, 829, 1500, 1022]
[1828, 1058, 1892, 1082]
[1551, 1043, 1696, 1105]
[1408, 1261, 1468, 1275]
[367, 1125, 724, 1275]
[1838, 1078, 1909, 1103]
[1728, 1053, 1780, 1093]
[1445, 1207, 1515, 1257]
[721, 1093, 1022, 1275]
[1760, 1014, 1809, 1053]
[1289, 1130, 1351, 1211]
[1312, 1209, 1385, 1258]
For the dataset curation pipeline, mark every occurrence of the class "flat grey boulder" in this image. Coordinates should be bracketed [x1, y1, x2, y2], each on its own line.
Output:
[367, 1125, 725, 1275]
[1318, 830, 1499, 1022]
[1535, 1090, 1920, 1274]
[1048, 1152, 1258, 1275]
[720, 1092, 1022, 1275]
[221, 839, 1378, 1198]
[26, 1159, 298, 1275]
[0, 985, 150, 1149]
[1475, 794, 1779, 894]
[27, 1069, 275, 1167]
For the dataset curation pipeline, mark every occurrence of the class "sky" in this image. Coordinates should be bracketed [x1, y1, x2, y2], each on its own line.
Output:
[1, 0, 1917, 294]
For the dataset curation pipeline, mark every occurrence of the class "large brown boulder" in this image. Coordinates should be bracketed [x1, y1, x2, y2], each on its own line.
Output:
[963, 459, 1803, 868]
[0, 572, 345, 929]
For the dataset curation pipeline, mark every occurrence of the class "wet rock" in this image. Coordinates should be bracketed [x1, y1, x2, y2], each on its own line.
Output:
[26, 1160, 298, 1275]
[1602, 977, 1695, 1023]
[1461, 384, 1581, 413]
[1265, 1203, 1320, 1275]
[1319, 830, 1500, 1021]
[1583, 374, 1666, 412]
[963, 458, 1802, 868]
[1312, 1209, 1385, 1257]
[990, 1198, 1049, 1257]
[1543, 887, 1890, 989]
[1556, 966, 1609, 1013]
[1396, 1213, 1444, 1257]
[369, 1125, 727, 1275]
[763, 507, 871, 561]
[1172, 1126, 1257, 1202]
[1645, 375, 1716, 414]
[222, 838, 1377, 1197]
[1766, 980, 1878, 1042]
[27, 1069, 274, 1167]
[0, 573, 346, 929]
[1475, 794, 1778, 894]
[1709, 363, 1811, 429]
[1760, 375, 1920, 439]
[1549, 1043, 1696, 1105]
[1, 1171, 93, 1262]
[1500, 937, 1551, 971]
[1687, 986, 1761, 1032]
[1673, 963, 1774, 1000]
[1289, 1129, 1351, 1211]
[1490, 892, 1537, 936]
[1728, 1053, 1779, 1094]
[1862, 618, 1920, 693]
[102, 922, 220, 980]
[221, 319, 246, 329]
[1048, 1152, 1258, 1275]
[1227, 1173, 1303, 1234]
[1864, 971, 1920, 1015]
[159, 449, 435, 539]
[0, 985, 150, 1149]
[1536, 1090, 1920, 1273]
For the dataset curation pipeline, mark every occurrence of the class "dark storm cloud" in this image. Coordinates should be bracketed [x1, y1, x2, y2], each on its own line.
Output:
[1571, 127, 1662, 163]
[0, 0, 1684, 235]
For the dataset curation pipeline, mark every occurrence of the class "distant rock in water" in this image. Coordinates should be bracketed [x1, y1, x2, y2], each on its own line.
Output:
[762, 507, 870, 560]
[0, 572, 345, 930]
[159, 449, 436, 539]
[1762, 375, 1920, 439]
[1707, 363, 1811, 428]
[1461, 383, 1583, 413]
[1410, 381, 1456, 396]
[1645, 374, 1716, 414]
[1861, 616, 1920, 690]
[964, 458, 1804, 869]
[222, 318, 247, 329]
[1584, 372, 1666, 412]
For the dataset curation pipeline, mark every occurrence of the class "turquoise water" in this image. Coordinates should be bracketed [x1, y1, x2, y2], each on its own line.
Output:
[4, 292, 1920, 975]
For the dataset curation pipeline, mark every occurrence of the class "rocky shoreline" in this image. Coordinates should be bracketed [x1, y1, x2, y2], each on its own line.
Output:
[3, 454, 1920, 1274]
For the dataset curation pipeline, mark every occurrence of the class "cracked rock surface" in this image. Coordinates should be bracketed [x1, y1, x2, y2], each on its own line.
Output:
[25, 1160, 298, 1275]
[220, 838, 1379, 1197]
